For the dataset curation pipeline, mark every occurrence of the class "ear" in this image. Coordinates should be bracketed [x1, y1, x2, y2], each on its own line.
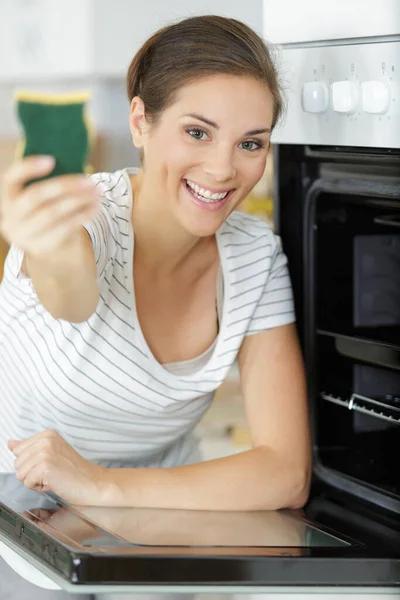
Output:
[129, 96, 148, 148]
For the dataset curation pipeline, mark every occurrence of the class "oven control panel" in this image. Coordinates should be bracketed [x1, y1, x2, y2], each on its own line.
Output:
[272, 41, 400, 148]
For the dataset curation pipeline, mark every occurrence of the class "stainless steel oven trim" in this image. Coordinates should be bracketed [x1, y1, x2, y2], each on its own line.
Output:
[276, 34, 400, 49]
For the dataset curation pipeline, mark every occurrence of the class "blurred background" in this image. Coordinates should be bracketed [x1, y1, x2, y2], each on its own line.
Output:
[0, 0, 277, 459]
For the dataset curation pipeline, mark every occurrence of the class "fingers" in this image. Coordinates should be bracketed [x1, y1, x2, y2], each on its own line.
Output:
[12, 434, 56, 492]
[0, 169, 100, 253]
[9, 431, 49, 457]
[24, 464, 51, 493]
[15, 452, 40, 485]
[12, 192, 98, 250]
[22, 508, 54, 523]
[7, 440, 20, 452]
[8, 439, 35, 454]
[15, 175, 97, 220]
[1, 155, 55, 203]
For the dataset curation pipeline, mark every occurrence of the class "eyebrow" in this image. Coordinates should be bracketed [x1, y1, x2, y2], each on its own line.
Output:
[183, 113, 271, 136]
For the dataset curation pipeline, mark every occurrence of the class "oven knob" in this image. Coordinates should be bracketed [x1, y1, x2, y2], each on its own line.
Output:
[301, 81, 329, 113]
[331, 81, 359, 114]
[361, 80, 391, 114]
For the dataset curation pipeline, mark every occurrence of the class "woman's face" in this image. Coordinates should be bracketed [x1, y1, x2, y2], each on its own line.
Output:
[131, 74, 274, 237]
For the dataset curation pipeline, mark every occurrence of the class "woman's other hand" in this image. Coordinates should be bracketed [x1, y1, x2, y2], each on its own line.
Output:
[8, 429, 106, 506]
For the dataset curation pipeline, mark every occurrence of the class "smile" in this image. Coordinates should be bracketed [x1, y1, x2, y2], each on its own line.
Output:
[184, 179, 233, 204]
[182, 179, 235, 212]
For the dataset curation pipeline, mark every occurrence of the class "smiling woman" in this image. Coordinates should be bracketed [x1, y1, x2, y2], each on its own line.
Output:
[0, 13, 311, 599]
[0, 8, 310, 567]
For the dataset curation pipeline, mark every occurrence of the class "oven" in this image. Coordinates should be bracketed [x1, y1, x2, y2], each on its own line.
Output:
[0, 2, 400, 596]
[271, 0, 400, 590]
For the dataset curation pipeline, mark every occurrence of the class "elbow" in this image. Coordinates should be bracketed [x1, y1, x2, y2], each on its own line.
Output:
[45, 290, 99, 323]
[47, 299, 98, 323]
[286, 464, 312, 509]
[60, 311, 96, 324]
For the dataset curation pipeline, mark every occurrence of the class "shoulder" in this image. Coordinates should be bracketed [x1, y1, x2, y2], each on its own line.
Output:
[83, 170, 133, 265]
[215, 212, 293, 354]
[220, 211, 289, 300]
[224, 210, 275, 237]
[89, 169, 131, 213]
[221, 211, 281, 257]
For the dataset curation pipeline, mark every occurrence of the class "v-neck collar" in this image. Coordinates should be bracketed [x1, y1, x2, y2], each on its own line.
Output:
[121, 168, 230, 383]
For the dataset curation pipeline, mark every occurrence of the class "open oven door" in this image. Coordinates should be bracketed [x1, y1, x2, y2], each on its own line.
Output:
[0, 469, 400, 593]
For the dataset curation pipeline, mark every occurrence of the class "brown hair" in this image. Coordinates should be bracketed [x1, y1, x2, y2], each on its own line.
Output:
[127, 15, 283, 130]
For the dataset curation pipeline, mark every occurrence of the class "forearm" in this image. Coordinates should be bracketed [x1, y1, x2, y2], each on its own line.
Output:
[99, 447, 310, 511]
[25, 230, 99, 322]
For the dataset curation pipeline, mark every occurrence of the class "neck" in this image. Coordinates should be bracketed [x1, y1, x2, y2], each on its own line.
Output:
[130, 170, 203, 274]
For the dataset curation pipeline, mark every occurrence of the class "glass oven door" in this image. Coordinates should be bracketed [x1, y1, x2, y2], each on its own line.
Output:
[0, 473, 400, 592]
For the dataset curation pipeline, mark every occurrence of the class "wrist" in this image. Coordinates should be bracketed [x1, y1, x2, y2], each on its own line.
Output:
[25, 234, 83, 280]
[96, 467, 129, 508]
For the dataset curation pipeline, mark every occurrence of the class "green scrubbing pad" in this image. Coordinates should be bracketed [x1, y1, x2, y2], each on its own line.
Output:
[15, 90, 92, 180]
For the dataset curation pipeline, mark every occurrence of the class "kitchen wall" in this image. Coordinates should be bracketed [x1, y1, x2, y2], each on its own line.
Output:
[0, 0, 264, 172]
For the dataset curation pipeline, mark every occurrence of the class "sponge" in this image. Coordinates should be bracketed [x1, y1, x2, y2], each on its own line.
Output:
[15, 90, 92, 180]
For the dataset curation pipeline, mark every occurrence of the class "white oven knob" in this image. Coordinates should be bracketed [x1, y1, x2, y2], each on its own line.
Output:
[361, 80, 391, 114]
[301, 81, 329, 113]
[331, 81, 359, 114]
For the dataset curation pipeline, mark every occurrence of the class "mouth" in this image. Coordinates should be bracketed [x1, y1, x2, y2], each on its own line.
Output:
[182, 178, 235, 211]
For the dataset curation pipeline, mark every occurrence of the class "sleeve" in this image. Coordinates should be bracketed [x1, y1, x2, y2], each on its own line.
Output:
[247, 232, 296, 335]
[3, 244, 28, 282]
[82, 176, 116, 283]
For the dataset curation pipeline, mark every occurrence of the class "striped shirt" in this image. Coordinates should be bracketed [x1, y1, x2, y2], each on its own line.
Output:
[0, 168, 295, 473]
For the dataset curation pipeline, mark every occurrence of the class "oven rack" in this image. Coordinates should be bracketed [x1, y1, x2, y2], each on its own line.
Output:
[320, 391, 400, 426]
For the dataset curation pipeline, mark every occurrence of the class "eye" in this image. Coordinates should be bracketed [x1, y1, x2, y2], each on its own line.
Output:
[239, 140, 264, 152]
[186, 127, 209, 141]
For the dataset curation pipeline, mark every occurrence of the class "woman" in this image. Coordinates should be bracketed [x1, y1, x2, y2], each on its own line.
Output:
[0, 16, 311, 516]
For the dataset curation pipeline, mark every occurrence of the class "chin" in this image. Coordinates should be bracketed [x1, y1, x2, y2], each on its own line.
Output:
[177, 178, 243, 236]
[180, 217, 223, 238]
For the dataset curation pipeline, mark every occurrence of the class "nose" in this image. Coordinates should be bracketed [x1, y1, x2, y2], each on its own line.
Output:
[202, 144, 237, 182]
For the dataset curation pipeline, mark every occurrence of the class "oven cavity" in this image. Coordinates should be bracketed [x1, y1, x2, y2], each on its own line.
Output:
[309, 187, 400, 501]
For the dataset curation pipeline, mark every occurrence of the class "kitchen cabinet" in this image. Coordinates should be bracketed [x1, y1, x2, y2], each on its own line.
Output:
[263, 0, 400, 44]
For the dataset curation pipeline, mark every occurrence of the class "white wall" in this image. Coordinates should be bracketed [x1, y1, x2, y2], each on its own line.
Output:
[92, 0, 264, 76]
[0, 0, 263, 170]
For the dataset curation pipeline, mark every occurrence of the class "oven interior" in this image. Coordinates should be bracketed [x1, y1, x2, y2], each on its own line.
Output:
[276, 146, 400, 511]
[313, 191, 400, 498]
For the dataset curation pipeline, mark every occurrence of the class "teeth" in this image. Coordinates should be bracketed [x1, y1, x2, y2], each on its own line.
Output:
[186, 179, 228, 202]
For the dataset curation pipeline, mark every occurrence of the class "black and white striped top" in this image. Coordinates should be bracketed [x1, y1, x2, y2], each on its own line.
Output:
[0, 168, 295, 473]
